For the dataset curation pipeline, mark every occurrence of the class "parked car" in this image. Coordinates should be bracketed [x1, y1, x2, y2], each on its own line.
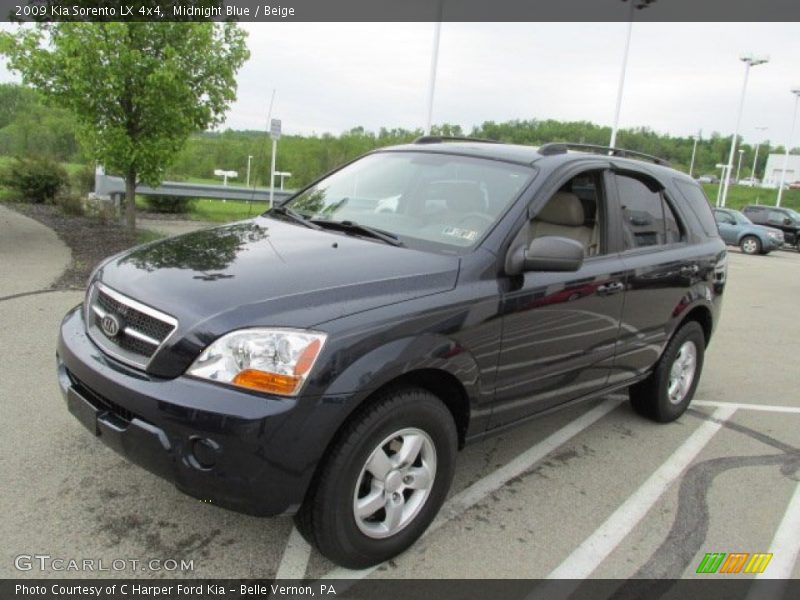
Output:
[788, 181, 800, 190]
[697, 174, 720, 184]
[57, 138, 727, 568]
[712, 208, 783, 254]
[742, 204, 800, 250]
[738, 178, 760, 188]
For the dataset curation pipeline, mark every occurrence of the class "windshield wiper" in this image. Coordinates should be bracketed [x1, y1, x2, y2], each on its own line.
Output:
[268, 206, 322, 230]
[311, 219, 405, 247]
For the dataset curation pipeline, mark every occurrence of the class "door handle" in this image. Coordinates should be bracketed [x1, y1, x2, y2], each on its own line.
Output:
[597, 281, 624, 296]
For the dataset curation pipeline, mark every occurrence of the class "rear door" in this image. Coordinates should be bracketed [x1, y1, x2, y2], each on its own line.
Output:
[608, 170, 695, 383]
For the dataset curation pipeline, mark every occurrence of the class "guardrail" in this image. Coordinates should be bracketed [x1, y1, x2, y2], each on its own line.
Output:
[94, 173, 295, 205]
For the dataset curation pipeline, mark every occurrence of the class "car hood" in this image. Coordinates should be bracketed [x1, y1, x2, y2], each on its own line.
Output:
[752, 224, 783, 237]
[95, 217, 459, 376]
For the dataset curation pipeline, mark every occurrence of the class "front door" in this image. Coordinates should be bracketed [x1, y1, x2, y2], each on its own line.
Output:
[489, 169, 626, 429]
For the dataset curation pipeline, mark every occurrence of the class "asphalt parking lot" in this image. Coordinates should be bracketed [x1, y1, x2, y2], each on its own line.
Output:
[1, 206, 798, 582]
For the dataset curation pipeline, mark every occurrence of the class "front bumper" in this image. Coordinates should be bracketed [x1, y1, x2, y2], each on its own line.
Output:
[57, 305, 349, 516]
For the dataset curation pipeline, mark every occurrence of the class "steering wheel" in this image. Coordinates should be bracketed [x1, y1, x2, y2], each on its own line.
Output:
[456, 212, 493, 229]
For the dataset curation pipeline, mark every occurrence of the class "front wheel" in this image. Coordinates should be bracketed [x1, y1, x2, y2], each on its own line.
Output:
[740, 235, 761, 255]
[629, 321, 705, 423]
[295, 387, 457, 569]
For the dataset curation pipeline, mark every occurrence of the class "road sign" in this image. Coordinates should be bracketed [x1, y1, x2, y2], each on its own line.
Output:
[270, 119, 282, 141]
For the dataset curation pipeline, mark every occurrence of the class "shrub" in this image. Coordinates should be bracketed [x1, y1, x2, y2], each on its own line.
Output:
[144, 194, 194, 214]
[71, 164, 96, 195]
[56, 193, 84, 216]
[0, 157, 69, 203]
[84, 197, 117, 224]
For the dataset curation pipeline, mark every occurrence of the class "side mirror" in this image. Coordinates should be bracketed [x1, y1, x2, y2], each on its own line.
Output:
[785, 218, 793, 226]
[509, 236, 585, 274]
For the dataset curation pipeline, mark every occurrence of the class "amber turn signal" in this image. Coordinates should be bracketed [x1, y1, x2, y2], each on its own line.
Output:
[232, 369, 301, 395]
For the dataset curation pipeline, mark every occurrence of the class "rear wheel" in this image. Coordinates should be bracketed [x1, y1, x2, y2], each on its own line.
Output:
[295, 387, 457, 569]
[629, 321, 705, 423]
[740, 235, 761, 255]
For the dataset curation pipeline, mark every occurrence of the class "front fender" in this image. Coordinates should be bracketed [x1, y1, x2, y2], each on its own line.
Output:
[323, 333, 481, 402]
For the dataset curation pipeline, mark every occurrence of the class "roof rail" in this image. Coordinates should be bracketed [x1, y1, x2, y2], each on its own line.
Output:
[413, 135, 500, 145]
[537, 142, 670, 166]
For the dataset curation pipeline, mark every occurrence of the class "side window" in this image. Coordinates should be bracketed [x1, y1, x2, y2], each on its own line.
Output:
[663, 199, 682, 244]
[714, 211, 734, 225]
[768, 210, 785, 224]
[616, 174, 682, 250]
[528, 170, 605, 257]
[676, 180, 717, 236]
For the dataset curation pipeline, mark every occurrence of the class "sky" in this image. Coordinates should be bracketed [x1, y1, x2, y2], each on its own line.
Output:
[2, 22, 799, 146]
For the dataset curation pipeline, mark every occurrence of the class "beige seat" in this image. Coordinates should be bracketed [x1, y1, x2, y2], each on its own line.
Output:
[528, 191, 594, 252]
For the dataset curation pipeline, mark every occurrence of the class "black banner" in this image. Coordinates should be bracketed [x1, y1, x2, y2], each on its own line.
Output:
[2, 0, 800, 23]
[3, 579, 800, 600]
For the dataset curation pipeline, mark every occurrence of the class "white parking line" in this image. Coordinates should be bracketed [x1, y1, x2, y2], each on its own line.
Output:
[758, 481, 800, 579]
[693, 400, 800, 414]
[533, 405, 736, 593]
[321, 396, 626, 580]
[274, 526, 312, 580]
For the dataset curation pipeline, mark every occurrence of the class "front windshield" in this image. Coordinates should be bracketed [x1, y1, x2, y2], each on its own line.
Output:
[283, 152, 533, 251]
[733, 211, 753, 225]
[786, 209, 800, 222]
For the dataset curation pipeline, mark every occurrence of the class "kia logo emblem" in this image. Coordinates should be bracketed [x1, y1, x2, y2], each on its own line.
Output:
[101, 314, 120, 337]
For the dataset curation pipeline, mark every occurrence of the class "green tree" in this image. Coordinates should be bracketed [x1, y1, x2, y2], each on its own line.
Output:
[1, 22, 249, 231]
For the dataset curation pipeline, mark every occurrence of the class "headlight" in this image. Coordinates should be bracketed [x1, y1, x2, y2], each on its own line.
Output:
[767, 231, 783, 241]
[187, 328, 327, 396]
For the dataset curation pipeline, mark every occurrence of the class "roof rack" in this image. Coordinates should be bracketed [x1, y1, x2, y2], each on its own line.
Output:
[537, 142, 670, 166]
[413, 135, 500, 145]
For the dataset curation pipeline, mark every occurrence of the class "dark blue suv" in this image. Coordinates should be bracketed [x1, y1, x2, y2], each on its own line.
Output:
[57, 139, 727, 567]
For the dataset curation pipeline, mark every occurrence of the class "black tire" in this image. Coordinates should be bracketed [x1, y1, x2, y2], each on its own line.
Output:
[295, 387, 457, 569]
[739, 235, 761, 255]
[629, 321, 705, 423]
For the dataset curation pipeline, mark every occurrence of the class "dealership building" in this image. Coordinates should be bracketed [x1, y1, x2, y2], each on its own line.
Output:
[762, 153, 800, 188]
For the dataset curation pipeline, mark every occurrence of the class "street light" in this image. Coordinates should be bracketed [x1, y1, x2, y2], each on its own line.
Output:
[275, 171, 292, 190]
[688, 130, 701, 178]
[715, 163, 728, 207]
[609, 0, 656, 150]
[424, 0, 444, 135]
[720, 54, 769, 207]
[213, 169, 237, 186]
[750, 126, 767, 185]
[246, 155, 253, 187]
[776, 88, 800, 207]
[735, 148, 745, 183]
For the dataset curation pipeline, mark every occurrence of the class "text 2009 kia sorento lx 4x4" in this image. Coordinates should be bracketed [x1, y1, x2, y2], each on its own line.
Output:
[57, 139, 727, 568]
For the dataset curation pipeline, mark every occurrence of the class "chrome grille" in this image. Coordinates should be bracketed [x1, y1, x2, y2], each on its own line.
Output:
[86, 283, 178, 369]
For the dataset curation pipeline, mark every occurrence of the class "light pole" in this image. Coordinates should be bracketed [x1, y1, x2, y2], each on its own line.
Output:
[750, 126, 767, 185]
[246, 155, 253, 187]
[609, 0, 656, 150]
[735, 148, 745, 183]
[715, 163, 728, 207]
[720, 54, 769, 207]
[776, 89, 800, 207]
[688, 131, 700, 177]
[424, 1, 444, 135]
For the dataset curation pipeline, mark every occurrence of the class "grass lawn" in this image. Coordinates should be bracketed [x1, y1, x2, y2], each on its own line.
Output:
[136, 195, 266, 223]
[700, 183, 800, 211]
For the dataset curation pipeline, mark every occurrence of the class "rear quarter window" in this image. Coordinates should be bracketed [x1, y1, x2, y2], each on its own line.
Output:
[674, 180, 718, 237]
